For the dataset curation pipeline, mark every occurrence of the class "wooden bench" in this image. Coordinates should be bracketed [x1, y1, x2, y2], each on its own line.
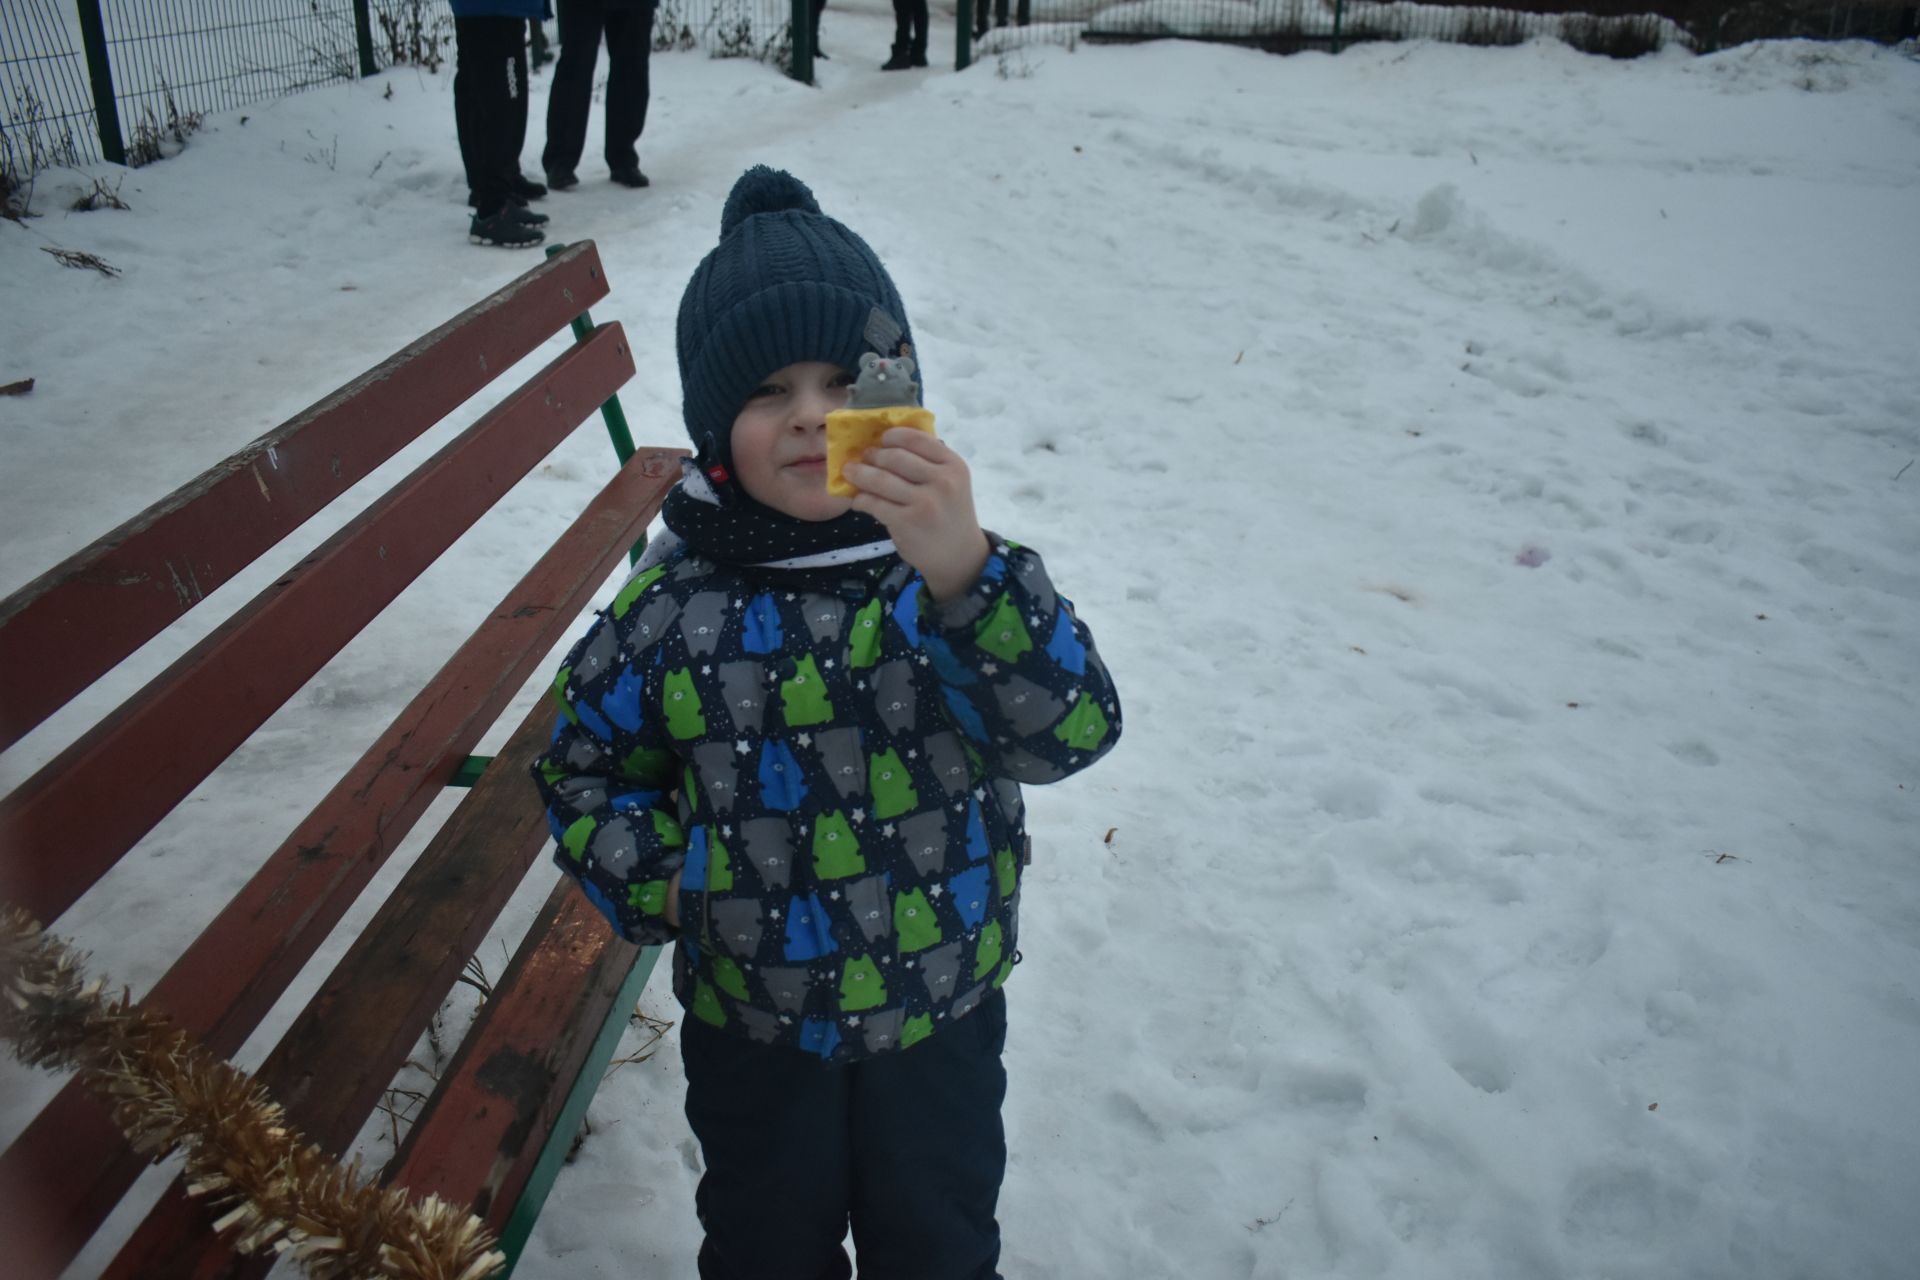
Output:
[0, 240, 682, 1279]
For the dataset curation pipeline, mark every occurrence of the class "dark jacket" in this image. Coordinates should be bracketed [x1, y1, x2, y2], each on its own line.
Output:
[450, 0, 550, 19]
[532, 535, 1121, 1062]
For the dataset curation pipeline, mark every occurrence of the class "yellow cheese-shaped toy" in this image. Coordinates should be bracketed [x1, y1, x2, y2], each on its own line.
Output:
[825, 405, 936, 496]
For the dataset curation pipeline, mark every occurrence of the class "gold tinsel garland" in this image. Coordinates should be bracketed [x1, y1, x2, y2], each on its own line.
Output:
[0, 906, 505, 1280]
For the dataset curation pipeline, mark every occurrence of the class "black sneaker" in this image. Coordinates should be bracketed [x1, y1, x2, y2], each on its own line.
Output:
[507, 203, 549, 226]
[545, 169, 579, 191]
[881, 51, 912, 70]
[509, 173, 548, 201]
[470, 209, 545, 247]
[610, 167, 650, 189]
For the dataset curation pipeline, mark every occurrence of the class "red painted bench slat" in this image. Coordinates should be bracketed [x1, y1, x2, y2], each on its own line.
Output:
[0, 242, 612, 754]
[0, 321, 633, 926]
[0, 448, 680, 1277]
[101, 697, 582, 1279]
[387, 879, 643, 1227]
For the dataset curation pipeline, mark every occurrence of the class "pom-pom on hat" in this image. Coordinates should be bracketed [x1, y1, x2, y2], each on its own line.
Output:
[677, 166, 917, 482]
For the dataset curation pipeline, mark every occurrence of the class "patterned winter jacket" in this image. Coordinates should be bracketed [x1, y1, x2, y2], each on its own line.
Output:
[531, 533, 1121, 1062]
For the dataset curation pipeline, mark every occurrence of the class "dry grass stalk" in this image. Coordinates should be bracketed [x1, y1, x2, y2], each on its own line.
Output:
[0, 906, 505, 1280]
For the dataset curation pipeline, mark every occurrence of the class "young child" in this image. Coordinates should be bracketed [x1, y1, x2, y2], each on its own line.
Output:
[531, 165, 1122, 1279]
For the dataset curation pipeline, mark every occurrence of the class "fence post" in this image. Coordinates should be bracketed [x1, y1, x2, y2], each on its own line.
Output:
[790, 0, 814, 84]
[1331, 0, 1344, 53]
[352, 0, 379, 77]
[957, 0, 974, 69]
[1016, 0, 1032, 23]
[72, 0, 124, 166]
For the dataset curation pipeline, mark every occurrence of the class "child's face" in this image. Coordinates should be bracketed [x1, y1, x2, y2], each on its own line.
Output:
[731, 361, 856, 522]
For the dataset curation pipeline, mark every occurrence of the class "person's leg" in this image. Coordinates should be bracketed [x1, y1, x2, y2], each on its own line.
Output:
[884, 0, 913, 67]
[453, 16, 516, 213]
[909, 0, 930, 64]
[506, 23, 530, 180]
[542, 0, 605, 181]
[458, 18, 543, 243]
[682, 1016, 856, 1280]
[601, 5, 653, 174]
[848, 991, 1008, 1280]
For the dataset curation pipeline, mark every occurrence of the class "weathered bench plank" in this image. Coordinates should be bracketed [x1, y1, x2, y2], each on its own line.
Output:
[0, 241, 614, 754]
[387, 879, 655, 1240]
[100, 695, 591, 1278]
[0, 322, 634, 926]
[0, 447, 680, 1277]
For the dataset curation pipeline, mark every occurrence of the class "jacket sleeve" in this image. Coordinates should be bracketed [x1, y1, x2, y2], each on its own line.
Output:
[899, 536, 1122, 784]
[529, 606, 687, 946]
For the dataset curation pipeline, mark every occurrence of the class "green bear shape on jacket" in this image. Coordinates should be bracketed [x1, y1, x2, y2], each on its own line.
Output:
[993, 847, 1018, 900]
[628, 878, 669, 916]
[848, 598, 885, 669]
[780, 653, 834, 727]
[710, 833, 735, 893]
[900, 1012, 934, 1049]
[1054, 692, 1111, 752]
[894, 887, 942, 952]
[812, 810, 867, 879]
[973, 921, 1004, 980]
[869, 747, 920, 820]
[974, 593, 1034, 664]
[561, 815, 595, 862]
[692, 978, 726, 1027]
[611, 563, 668, 618]
[840, 954, 887, 1012]
[713, 955, 750, 1002]
[622, 743, 676, 780]
[663, 667, 708, 739]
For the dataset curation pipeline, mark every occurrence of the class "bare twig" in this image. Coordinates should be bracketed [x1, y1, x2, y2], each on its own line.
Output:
[40, 247, 120, 277]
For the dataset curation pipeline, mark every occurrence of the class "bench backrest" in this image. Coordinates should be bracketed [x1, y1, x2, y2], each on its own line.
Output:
[0, 241, 679, 1279]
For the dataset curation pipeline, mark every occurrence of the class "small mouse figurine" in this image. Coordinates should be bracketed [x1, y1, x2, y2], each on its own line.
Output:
[848, 351, 920, 409]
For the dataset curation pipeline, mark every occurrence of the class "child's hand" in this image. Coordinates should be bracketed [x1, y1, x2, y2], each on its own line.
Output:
[845, 427, 991, 603]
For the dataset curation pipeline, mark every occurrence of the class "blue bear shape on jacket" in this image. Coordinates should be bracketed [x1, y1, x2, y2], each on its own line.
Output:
[798, 1017, 843, 1059]
[681, 826, 710, 891]
[964, 796, 989, 863]
[948, 865, 991, 929]
[601, 666, 648, 733]
[1045, 607, 1087, 676]
[783, 891, 836, 961]
[743, 593, 785, 654]
[759, 740, 810, 811]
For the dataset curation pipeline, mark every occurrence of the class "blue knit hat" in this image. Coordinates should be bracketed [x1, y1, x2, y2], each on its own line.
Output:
[677, 166, 918, 484]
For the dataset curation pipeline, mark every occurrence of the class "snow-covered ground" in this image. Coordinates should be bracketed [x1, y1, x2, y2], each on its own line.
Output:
[3, 10, 1918, 1278]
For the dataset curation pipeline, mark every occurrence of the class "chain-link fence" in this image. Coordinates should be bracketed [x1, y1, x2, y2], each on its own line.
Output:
[965, 0, 1916, 61]
[1, 0, 810, 193]
[1, 0, 384, 178]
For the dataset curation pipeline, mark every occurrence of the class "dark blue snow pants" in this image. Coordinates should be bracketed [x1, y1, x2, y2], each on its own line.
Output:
[681, 991, 1008, 1280]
